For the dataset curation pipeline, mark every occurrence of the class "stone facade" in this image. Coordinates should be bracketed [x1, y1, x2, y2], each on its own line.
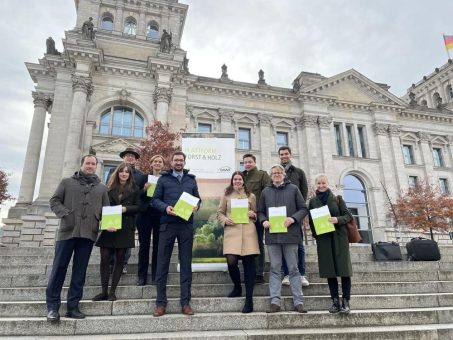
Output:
[3, 0, 453, 246]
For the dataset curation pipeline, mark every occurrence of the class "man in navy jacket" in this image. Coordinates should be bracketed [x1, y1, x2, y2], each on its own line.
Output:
[152, 151, 201, 317]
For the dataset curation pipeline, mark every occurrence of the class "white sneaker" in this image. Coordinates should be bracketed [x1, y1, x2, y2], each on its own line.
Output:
[301, 275, 310, 287]
[282, 275, 290, 286]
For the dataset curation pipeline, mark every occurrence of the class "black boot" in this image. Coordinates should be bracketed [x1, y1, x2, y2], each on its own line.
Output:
[340, 298, 350, 314]
[242, 298, 253, 313]
[227, 285, 242, 298]
[328, 298, 341, 313]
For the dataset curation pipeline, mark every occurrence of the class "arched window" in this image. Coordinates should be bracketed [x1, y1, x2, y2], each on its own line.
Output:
[420, 99, 427, 107]
[100, 13, 114, 31]
[99, 106, 144, 138]
[123, 17, 137, 35]
[447, 84, 453, 99]
[147, 21, 159, 39]
[342, 174, 372, 243]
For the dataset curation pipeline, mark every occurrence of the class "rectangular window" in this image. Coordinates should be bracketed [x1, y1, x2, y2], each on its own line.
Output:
[103, 164, 118, 184]
[433, 148, 444, 167]
[439, 178, 449, 194]
[197, 123, 212, 133]
[357, 126, 367, 158]
[334, 124, 343, 156]
[238, 128, 251, 150]
[408, 175, 418, 187]
[276, 131, 288, 151]
[402, 145, 415, 165]
[239, 161, 245, 172]
[346, 125, 355, 157]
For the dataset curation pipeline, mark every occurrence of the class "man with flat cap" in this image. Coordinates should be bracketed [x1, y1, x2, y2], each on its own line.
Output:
[106, 147, 147, 273]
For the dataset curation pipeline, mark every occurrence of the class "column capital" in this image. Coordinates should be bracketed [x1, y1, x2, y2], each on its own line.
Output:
[218, 109, 234, 122]
[153, 86, 173, 104]
[296, 114, 318, 128]
[72, 75, 93, 97]
[388, 124, 401, 137]
[258, 113, 273, 126]
[417, 131, 431, 142]
[32, 91, 53, 110]
[373, 123, 388, 136]
[318, 116, 332, 129]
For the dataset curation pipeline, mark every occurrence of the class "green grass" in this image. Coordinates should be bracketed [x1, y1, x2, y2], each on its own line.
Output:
[192, 257, 226, 263]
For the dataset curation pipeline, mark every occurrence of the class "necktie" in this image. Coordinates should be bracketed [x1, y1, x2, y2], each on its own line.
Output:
[177, 174, 182, 183]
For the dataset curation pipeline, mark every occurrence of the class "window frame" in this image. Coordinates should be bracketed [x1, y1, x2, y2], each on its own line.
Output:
[197, 122, 212, 133]
[439, 178, 450, 194]
[334, 123, 343, 156]
[146, 21, 159, 39]
[238, 127, 251, 150]
[357, 125, 367, 158]
[100, 13, 114, 31]
[346, 124, 356, 157]
[402, 144, 415, 165]
[123, 17, 137, 35]
[99, 106, 144, 138]
[432, 147, 444, 167]
[408, 175, 418, 187]
[275, 131, 289, 151]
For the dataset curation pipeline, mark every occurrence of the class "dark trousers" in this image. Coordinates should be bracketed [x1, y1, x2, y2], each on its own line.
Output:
[109, 247, 131, 265]
[255, 221, 265, 277]
[282, 243, 306, 276]
[46, 237, 94, 311]
[137, 216, 160, 282]
[328, 277, 352, 300]
[155, 223, 194, 307]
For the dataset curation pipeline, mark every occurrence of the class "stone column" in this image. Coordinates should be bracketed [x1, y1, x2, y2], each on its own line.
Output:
[114, 5, 124, 33]
[219, 109, 234, 132]
[425, 88, 433, 108]
[83, 121, 96, 154]
[417, 131, 434, 183]
[438, 80, 448, 104]
[296, 115, 319, 181]
[388, 124, 407, 191]
[258, 113, 273, 170]
[154, 87, 172, 123]
[17, 92, 52, 204]
[138, 11, 146, 37]
[62, 75, 93, 178]
[318, 116, 333, 179]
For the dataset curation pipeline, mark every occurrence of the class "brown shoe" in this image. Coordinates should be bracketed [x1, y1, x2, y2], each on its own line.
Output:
[295, 304, 308, 313]
[181, 304, 194, 315]
[267, 303, 281, 313]
[153, 305, 166, 317]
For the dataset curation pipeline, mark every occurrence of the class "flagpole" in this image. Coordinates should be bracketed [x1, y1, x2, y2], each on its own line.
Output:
[444, 33, 452, 60]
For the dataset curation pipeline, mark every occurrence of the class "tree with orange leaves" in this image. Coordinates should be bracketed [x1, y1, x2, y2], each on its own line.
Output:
[136, 120, 181, 173]
[392, 180, 453, 240]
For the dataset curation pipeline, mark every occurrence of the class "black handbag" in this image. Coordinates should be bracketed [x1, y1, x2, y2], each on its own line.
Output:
[372, 241, 402, 261]
[406, 237, 441, 261]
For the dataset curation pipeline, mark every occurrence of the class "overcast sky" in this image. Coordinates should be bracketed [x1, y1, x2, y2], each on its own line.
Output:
[1, 0, 453, 219]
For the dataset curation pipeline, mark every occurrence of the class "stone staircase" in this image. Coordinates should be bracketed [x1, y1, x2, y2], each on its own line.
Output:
[1, 245, 453, 339]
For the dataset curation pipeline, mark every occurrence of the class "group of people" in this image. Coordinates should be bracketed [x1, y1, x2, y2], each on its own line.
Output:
[45, 145, 353, 322]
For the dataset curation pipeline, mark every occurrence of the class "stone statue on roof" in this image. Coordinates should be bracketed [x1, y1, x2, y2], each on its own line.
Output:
[82, 17, 95, 40]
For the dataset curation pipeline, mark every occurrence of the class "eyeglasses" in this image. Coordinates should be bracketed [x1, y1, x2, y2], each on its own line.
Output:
[271, 172, 284, 176]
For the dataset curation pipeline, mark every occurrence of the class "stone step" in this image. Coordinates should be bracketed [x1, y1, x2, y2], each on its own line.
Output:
[2, 269, 449, 288]
[1, 293, 453, 317]
[11, 324, 453, 340]
[1, 280, 453, 302]
[1, 308, 453, 336]
[0, 260, 450, 277]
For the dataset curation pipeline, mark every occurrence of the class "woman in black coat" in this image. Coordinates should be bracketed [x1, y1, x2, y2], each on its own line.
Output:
[308, 174, 353, 314]
[92, 163, 140, 301]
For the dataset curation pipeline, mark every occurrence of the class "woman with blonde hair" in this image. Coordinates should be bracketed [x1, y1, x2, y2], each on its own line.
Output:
[308, 174, 353, 314]
[136, 155, 165, 286]
[217, 171, 260, 313]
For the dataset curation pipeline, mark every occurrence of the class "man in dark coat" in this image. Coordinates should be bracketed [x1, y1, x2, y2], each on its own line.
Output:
[258, 164, 308, 313]
[278, 146, 309, 287]
[152, 151, 201, 317]
[242, 153, 271, 284]
[106, 147, 147, 273]
[46, 154, 109, 322]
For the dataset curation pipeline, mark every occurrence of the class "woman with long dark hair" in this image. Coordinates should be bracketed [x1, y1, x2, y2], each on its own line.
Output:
[92, 162, 140, 301]
[217, 171, 260, 313]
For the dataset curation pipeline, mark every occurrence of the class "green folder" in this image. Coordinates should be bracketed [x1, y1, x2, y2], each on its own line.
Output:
[269, 206, 287, 233]
[231, 198, 249, 224]
[310, 205, 335, 235]
[100, 205, 122, 230]
[173, 192, 200, 221]
[146, 175, 159, 197]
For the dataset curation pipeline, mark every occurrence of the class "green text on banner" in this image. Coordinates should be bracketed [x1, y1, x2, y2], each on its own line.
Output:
[310, 205, 335, 235]
[269, 206, 287, 233]
[100, 205, 122, 230]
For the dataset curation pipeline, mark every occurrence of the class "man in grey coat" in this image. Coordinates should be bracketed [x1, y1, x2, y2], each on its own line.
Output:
[46, 155, 109, 322]
[258, 164, 308, 313]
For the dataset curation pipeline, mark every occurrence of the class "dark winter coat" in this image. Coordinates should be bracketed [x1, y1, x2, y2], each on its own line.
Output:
[308, 192, 353, 278]
[50, 172, 110, 242]
[285, 164, 308, 201]
[152, 169, 201, 225]
[258, 180, 308, 245]
[243, 167, 271, 206]
[96, 186, 141, 249]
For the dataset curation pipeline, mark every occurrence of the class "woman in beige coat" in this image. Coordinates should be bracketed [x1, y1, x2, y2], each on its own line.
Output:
[218, 171, 260, 313]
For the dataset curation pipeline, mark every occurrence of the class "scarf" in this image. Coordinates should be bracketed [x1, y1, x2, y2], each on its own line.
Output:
[74, 170, 100, 186]
[316, 189, 331, 205]
[281, 160, 292, 173]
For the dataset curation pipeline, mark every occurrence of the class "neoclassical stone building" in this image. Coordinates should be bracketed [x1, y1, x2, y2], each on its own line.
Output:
[3, 0, 453, 246]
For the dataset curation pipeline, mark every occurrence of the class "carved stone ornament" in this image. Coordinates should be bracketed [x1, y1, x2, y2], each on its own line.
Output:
[32, 91, 53, 110]
[318, 116, 333, 129]
[72, 75, 93, 97]
[297, 115, 318, 128]
[153, 86, 173, 104]
[258, 69, 266, 85]
[447, 135, 453, 144]
[185, 105, 194, 117]
[373, 123, 388, 136]
[118, 89, 131, 103]
[258, 113, 273, 126]
[388, 125, 401, 137]
[416, 131, 431, 142]
[219, 109, 234, 122]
